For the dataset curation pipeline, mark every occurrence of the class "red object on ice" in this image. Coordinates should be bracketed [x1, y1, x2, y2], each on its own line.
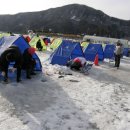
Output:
[73, 58, 81, 63]
[28, 47, 36, 55]
[94, 54, 99, 66]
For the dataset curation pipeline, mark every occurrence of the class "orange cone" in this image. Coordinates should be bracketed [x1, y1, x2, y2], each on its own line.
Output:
[94, 54, 99, 66]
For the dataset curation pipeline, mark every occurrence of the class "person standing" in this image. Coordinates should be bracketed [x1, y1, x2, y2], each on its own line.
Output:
[114, 41, 122, 69]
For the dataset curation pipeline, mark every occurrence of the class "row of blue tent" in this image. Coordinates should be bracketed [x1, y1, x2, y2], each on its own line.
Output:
[0, 36, 129, 69]
[0, 36, 42, 71]
[50, 40, 130, 66]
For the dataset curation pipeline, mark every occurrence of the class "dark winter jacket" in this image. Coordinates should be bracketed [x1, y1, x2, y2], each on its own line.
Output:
[36, 40, 42, 49]
[0, 45, 22, 71]
[22, 48, 35, 69]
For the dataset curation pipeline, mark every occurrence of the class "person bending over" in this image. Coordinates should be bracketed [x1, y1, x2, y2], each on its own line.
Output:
[67, 57, 87, 70]
[0, 45, 22, 82]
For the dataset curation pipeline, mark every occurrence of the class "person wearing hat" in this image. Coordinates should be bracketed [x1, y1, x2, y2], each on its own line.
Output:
[114, 40, 122, 68]
[0, 45, 23, 82]
[67, 57, 87, 70]
[22, 47, 36, 79]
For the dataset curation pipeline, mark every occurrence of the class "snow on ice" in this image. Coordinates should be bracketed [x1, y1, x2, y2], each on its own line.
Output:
[0, 50, 130, 130]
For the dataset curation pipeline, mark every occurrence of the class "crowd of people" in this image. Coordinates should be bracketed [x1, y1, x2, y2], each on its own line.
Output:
[0, 45, 36, 83]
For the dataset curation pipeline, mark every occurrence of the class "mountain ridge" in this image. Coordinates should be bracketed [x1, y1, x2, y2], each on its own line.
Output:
[0, 4, 130, 38]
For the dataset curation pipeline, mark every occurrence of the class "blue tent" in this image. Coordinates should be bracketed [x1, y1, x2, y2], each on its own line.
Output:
[0, 36, 42, 71]
[84, 43, 104, 61]
[50, 40, 84, 65]
[104, 44, 115, 59]
[123, 48, 129, 57]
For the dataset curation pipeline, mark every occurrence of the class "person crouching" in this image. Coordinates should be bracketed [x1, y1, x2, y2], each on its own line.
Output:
[67, 57, 87, 70]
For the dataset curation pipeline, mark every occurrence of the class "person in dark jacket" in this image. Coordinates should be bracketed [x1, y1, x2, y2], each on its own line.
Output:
[36, 39, 43, 51]
[114, 41, 122, 68]
[22, 47, 36, 79]
[0, 45, 22, 82]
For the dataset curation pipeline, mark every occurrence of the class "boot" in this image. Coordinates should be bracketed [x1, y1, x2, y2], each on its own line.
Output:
[4, 77, 8, 83]
[31, 72, 36, 75]
[26, 69, 31, 79]
[17, 78, 22, 82]
[26, 76, 31, 79]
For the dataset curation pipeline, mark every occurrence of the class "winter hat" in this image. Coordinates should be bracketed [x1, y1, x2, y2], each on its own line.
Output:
[28, 47, 36, 55]
[73, 58, 81, 63]
[117, 40, 121, 46]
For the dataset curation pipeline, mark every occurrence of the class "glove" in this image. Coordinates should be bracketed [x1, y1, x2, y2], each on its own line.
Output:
[12, 68, 16, 72]
[1, 71, 6, 76]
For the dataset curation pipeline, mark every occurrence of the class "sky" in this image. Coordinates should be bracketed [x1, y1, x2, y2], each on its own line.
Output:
[0, 0, 130, 20]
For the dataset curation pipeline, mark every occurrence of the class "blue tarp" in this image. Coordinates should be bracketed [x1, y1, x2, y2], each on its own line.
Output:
[123, 48, 129, 57]
[0, 36, 42, 71]
[84, 43, 104, 61]
[50, 40, 84, 65]
[104, 44, 115, 59]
